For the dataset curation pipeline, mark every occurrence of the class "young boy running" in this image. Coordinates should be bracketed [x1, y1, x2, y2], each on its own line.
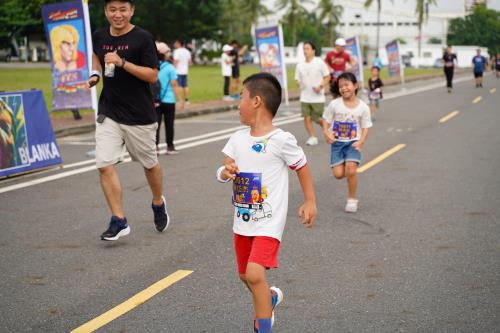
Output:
[322, 72, 372, 213]
[216, 73, 317, 332]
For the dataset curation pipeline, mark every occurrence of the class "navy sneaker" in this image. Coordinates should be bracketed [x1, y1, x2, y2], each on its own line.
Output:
[152, 195, 170, 232]
[101, 216, 130, 241]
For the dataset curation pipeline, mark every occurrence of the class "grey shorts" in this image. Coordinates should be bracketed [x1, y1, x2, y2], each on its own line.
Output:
[95, 117, 158, 169]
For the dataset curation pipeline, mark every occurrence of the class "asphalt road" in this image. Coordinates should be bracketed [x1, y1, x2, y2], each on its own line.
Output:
[1, 73, 499, 332]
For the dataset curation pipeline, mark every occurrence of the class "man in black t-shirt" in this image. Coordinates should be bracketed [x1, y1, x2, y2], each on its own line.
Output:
[229, 40, 247, 99]
[441, 46, 458, 93]
[87, 0, 170, 241]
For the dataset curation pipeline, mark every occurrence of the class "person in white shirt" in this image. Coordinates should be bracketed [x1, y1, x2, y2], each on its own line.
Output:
[295, 41, 330, 146]
[322, 72, 372, 213]
[173, 40, 192, 104]
[216, 73, 317, 333]
[221, 44, 233, 101]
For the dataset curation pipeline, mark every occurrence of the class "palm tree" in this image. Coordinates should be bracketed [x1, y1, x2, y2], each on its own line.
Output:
[275, 0, 311, 46]
[415, 0, 437, 58]
[364, 0, 393, 54]
[317, 0, 343, 47]
[244, 0, 271, 26]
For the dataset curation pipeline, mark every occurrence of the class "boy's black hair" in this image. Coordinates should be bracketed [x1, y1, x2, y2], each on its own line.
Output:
[243, 73, 282, 117]
[105, 0, 134, 4]
[331, 72, 358, 95]
[371, 65, 380, 71]
[303, 41, 316, 51]
[230, 39, 238, 45]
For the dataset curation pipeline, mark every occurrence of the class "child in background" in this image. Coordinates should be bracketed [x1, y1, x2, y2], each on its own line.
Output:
[322, 72, 372, 213]
[221, 44, 233, 101]
[216, 73, 317, 333]
[367, 66, 384, 119]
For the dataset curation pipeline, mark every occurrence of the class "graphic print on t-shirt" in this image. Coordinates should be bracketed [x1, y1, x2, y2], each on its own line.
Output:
[251, 138, 269, 153]
[232, 172, 272, 223]
[333, 120, 357, 139]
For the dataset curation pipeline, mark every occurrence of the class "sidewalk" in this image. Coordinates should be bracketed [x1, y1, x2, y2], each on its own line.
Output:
[52, 69, 467, 137]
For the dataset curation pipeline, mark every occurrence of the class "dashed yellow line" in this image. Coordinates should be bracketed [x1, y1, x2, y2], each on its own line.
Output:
[472, 96, 482, 104]
[439, 110, 460, 124]
[490, 88, 496, 94]
[358, 144, 406, 173]
[71, 270, 193, 333]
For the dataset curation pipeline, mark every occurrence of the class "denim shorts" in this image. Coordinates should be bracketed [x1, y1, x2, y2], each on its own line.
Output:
[330, 141, 361, 167]
[177, 74, 188, 87]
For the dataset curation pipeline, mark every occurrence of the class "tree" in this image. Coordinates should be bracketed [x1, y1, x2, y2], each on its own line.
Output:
[244, 0, 271, 26]
[0, 0, 59, 52]
[89, 0, 222, 43]
[447, 5, 500, 55]
[364, 0, 392, 54]
[283, 12, 323, 50]
[415, 0, 437, 58]
[275, 0, 311, 47]
[317, 0, 343, 47]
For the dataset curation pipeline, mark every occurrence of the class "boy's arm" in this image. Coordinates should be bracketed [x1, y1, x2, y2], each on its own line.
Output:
[216, 156, 239, 182]
[296, 164, 317, 227]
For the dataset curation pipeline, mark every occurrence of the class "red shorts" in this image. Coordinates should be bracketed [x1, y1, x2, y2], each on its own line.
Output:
[234, 234, 280, 274]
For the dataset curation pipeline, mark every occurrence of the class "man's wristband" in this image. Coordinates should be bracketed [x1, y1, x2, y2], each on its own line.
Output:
[120, 58, 126, 68]
[90, 70, 101, 79]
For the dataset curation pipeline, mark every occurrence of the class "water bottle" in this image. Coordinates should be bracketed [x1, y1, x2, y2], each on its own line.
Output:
[104, 62, 115, 77]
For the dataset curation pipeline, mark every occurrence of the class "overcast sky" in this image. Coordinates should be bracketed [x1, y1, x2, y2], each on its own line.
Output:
[263, 0, 500, 16]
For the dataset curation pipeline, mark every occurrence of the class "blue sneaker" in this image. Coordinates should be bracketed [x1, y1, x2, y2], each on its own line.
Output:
[270, 286, 283, 326]
[100, 216, 130, 241]
[152, 195, 170, 232]
[253, 286, 284, 331]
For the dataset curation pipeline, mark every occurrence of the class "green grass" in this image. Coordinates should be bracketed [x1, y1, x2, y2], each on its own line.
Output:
[0, 65, 442, 115]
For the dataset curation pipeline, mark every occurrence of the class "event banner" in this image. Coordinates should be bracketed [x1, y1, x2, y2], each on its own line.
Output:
[386, 40, 405, 82]
[0, 90, 62, 178]
[345, 36, 364, 86]
[42, 0, 93, 111]
[254, 25, 289, 94]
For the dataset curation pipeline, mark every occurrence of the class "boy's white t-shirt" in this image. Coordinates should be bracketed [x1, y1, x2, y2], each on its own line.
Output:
[173, 47, 191, 75]
[294, 57, 330, 103]
[221, 52, 232, 77]
[322, 98, 373, 142]
[222, 128, 307, 241]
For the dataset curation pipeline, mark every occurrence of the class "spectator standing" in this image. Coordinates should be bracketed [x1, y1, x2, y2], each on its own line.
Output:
[221, 44, 233, 101]
[156, 42, 184, 155]
[173, 40, 192, 104]
[229, 40, 248, 99]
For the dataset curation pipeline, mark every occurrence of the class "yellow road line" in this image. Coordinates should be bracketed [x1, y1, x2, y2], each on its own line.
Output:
[358, 144, 406, 173]
[472, 96, 482, 104]
[71, 270, 193, 333]
[439, 110, 460, 124]
[490, 88, 496, 94]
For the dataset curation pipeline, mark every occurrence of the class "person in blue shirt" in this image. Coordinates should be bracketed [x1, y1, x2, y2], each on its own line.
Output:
[155, 42, 184, 155]
[472, 48, 488, 88]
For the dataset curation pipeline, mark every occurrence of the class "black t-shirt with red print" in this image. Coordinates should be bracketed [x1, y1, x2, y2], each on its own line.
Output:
[93, 26, 158, 125]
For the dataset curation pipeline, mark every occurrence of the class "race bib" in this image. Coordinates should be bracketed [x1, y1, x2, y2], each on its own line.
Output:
[369, 90, 381, 100]
[333, 121, 358, 140]
[233, 172, 263, 204]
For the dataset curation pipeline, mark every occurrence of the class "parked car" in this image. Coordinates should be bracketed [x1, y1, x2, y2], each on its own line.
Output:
[0, 49, 11, 62]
